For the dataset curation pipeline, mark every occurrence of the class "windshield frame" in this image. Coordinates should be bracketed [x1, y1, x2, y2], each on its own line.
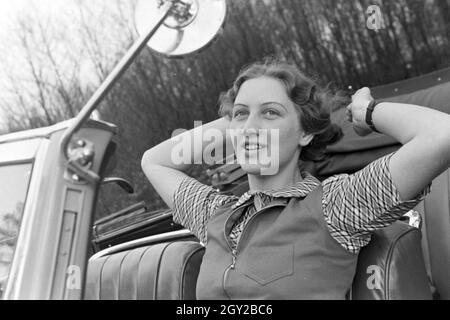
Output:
[0, 160, 34, 297]
[0, 138, 49, 299]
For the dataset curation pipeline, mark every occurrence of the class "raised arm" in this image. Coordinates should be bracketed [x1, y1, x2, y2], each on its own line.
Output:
[141, 117, 232, 208]
[347, 88, 450, 201]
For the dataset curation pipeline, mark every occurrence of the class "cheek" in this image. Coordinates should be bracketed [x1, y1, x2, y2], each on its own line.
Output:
[268, 124, 301, 157]
[279, 118, 302, 146]
[229, 117, 246, 130]
[281, 131, 301, 152]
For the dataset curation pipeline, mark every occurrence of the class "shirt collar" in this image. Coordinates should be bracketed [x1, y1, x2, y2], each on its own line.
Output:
[231, 171, 321, 209]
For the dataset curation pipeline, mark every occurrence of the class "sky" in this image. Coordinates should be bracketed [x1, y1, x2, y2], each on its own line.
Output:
[0, 0, 79, 63]
[0, 0, 27, 31]
[0, 0, 71, 126]
[0, 0, 217, 130]
[0, 0, 113, 129]
[0, 0, 65, 35]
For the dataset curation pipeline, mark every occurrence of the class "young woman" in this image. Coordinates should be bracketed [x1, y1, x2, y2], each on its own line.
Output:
[141, 59, 450, 299]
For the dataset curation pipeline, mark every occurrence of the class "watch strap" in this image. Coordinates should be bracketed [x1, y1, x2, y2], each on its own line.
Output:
[365, 99, 381, 133]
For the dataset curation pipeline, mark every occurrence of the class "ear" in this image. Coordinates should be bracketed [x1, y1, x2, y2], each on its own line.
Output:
[299, 132, 314, 147]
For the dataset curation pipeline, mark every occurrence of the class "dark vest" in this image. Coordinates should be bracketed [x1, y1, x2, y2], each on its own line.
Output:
[196, 184, 358, 299]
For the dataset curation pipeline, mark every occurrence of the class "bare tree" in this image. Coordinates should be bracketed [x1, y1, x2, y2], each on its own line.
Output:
[1, 0, 449, 218]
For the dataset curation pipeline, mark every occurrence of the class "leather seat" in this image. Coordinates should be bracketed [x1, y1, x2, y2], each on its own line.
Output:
[86, 221, 433, 299]
[351, 221, 432, 299]
[346, 172, 450, 300]
[84, 241, 204, 300]
[415, 169, 450, 299]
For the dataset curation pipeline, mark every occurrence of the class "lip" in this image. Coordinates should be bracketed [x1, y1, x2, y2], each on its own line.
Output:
[241, 142, 267, 151]
[238, 143, 267, 160]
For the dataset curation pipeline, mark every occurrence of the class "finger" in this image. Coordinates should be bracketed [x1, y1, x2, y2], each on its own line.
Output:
[346, 108, 352, 117]
[346, 111, 352, 122]
[354, 88, 363, 96]
[358, 87, 371, 97]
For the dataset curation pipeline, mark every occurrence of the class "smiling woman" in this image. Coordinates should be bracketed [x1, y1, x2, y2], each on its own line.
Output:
[141, 57, 450, 299]
[220, 59, 347, 162]
[219, 59, 346, 190]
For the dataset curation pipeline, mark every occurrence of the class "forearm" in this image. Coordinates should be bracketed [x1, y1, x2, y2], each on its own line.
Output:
[372, 102, 450, 144]
[373, 102, 450, 200]
[141, 117, 232, 172]
[349, 88, 450, 200]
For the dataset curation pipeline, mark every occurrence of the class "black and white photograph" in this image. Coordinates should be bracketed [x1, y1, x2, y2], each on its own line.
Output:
[0, 0, 449, 303]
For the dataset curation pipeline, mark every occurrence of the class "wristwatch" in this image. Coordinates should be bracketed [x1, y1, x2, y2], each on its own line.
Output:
[365, 99, 381, 133]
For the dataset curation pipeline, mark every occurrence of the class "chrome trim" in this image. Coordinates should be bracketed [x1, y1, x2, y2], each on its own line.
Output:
[0, 119, 116, 145]
[90, 229, 196, 260]
[3, 139, 49, 299]
[93, 211, 173, 242]
[0, 139, 41, 163]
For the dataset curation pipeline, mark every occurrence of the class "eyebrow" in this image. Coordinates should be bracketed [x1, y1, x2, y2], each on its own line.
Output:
[233, 102, 288, 111]
[232, 103, 248, 108]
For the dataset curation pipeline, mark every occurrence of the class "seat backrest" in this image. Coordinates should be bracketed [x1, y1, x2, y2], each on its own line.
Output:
[415, 169, 450, 299]
[84, 241, 204, 300]
[86, 174, 450, 300]
[86, 225, 433, 300]
[351, 221, 432, 299]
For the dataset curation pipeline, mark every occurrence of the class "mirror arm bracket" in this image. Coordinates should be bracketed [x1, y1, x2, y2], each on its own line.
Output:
[60, 1, 174, 183]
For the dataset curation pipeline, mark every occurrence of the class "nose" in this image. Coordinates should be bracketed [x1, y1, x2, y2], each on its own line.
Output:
[242, 112, 261, 136]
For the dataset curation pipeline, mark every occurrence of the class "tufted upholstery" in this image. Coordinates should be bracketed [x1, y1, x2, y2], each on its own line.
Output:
[318, 68, 450, 299]
[85, 221, 433, 300]
[415, 169, 450, 299]
[84, 241, 204, 300]
[351, 221, 432, 299]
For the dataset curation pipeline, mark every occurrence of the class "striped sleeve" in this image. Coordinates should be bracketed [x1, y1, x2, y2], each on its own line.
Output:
[322, 152, 431, 253]
[172, 176, 237, 244]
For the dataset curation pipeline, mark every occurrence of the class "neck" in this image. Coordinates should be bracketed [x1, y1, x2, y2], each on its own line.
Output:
[247, 157, 302, 192]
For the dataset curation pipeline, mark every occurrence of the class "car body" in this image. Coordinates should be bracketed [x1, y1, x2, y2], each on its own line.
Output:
[1, 12, 449, 298]
[0, 119, 115, 299]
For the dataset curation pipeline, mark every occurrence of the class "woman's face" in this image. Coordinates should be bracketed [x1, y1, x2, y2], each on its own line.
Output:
[229, 76, 313, 175]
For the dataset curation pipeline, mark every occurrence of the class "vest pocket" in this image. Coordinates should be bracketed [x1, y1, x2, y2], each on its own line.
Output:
[241, 244, 294, 286]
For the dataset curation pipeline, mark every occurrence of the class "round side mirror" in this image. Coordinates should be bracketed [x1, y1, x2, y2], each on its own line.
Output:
[135, 0, 227, 57]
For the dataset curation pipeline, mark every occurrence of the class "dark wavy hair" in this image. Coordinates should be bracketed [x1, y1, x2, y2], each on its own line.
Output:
[219, 58, 348, 162]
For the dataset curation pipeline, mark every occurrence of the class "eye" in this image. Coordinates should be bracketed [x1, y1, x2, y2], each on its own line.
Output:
[232, 109, 248, 119]
[263, 108, 280, 117]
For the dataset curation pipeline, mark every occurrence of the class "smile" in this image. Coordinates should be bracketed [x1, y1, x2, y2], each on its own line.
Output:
[244, 143, 266, 151]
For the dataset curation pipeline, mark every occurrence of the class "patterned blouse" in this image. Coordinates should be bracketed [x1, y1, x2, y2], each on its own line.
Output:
[172, 152, 431, 253]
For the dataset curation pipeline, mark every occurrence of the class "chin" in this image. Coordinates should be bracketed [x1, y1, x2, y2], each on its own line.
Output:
[240, 163, 263, 175]
[239, 163, 279, 176]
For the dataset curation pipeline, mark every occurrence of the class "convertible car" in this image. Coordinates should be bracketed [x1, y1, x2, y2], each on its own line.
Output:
[0, 0, 448, 300]
[85, 66, 450, 300]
